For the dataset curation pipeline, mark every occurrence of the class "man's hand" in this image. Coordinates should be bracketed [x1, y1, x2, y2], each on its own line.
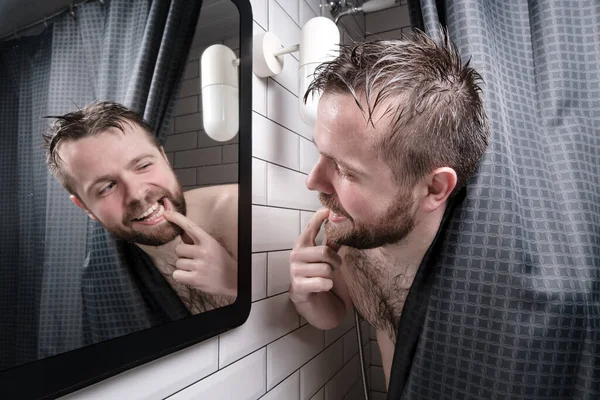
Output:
[163, 210, 237, 297]
[289, 208, 342, 304]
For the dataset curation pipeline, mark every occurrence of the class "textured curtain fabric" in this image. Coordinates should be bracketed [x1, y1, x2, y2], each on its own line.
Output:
[0, 0, 201, 368]
[388, 1, 600, 399]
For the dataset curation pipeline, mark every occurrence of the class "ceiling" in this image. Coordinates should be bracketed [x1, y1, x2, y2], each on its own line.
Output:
[0, 0, 239, 45]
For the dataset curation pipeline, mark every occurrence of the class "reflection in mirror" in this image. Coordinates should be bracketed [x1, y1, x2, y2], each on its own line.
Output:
[0, 0, 240, 372]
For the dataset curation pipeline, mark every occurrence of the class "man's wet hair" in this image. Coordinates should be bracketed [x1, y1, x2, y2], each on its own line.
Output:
[306, 29, 490, 196]
[43, 101, 161, 194]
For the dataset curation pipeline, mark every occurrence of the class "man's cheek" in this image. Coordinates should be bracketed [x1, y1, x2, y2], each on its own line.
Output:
[339, 196, 360, 217]
[346, 196, 373, 220]
[98, 205, 120, 225]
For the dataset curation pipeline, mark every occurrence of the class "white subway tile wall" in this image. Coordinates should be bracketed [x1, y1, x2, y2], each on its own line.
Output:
[365, 0, 412, 41]
[61, 1, 414, 399]
[166, 34, 240, 191]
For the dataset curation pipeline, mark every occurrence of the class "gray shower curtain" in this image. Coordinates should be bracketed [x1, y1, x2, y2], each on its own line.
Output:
[0, 0, 201, 369]
[388, 0, 600, 399]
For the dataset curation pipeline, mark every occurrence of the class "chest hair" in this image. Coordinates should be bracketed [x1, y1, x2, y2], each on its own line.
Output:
[152, 253, 232, 314]
[341, 248, 418, 342]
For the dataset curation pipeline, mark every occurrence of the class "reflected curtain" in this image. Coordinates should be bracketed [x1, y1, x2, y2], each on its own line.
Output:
[388, 1, 600, 399]
[0, 0, 201, 368]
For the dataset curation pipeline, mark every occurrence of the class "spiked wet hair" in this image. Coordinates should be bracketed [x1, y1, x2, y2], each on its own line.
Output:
[43, 101, 160, 195]
[305, 29, 490, 195]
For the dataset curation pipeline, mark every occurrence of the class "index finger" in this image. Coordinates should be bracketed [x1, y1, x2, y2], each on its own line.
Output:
[163, 210, 205, 244]
[296, 208, 330, 248]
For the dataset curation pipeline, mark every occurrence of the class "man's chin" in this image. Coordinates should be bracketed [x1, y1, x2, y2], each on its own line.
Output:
[326, 225, 411, 250]
[130, 235, 177, 247]
[112, 225, 182, 247]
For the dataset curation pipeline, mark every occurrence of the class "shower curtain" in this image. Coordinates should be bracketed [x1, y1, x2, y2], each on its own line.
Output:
[387, 1, 600, 399]
[0, 0, 201, 368]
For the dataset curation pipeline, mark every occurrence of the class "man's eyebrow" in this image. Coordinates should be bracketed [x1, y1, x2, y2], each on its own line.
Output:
[311, 137, 363, 174]
[327, 154, 361, 173]
[85, 154, 156, 195]
[127, 154, 156, 168]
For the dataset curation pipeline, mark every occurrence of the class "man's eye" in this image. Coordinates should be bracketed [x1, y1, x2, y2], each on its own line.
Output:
[99, 182, 115, 195]
[139, 163, 151, 170]
[334, 163, 349, 178]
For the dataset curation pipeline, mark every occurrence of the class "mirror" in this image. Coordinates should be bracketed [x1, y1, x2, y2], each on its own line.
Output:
[0, 0, 252, 397]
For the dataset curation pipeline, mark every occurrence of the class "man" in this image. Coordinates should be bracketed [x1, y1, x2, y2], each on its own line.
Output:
[289, 30, 490, 388]
[44, 101, 238, 314]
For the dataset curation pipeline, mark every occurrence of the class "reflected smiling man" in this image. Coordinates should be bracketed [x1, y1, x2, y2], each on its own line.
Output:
[44, 101, 237, 314]
[289, 30, 490, 388]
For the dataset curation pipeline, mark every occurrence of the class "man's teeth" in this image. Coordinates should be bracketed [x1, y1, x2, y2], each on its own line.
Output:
[135, 202, 165, 221]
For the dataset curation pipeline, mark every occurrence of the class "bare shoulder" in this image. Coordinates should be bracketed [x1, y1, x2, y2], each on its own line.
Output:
[183, 184, 239, 257]
[184, 184, 238, 210]
[183, 184, 238, 221]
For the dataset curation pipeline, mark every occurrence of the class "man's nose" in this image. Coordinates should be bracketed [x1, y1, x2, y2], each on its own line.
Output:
[306, 157, 333, 194]
[123, 179, 148, 204]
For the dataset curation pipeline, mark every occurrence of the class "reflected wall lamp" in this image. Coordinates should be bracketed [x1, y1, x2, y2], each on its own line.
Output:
[201, 44, 240, 142]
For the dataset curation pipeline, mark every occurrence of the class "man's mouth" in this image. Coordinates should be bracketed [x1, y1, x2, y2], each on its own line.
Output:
[132, 198, 166, 223]
[328, 211, 348, 223]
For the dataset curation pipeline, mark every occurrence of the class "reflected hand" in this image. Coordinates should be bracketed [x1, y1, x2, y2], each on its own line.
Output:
[163, 210, 237, 297]
[289, 208, 342, 304]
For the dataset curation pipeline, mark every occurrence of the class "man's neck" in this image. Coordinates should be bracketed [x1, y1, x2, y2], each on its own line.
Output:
[137, 237, 182, 272]
[379, 203, 447, 267]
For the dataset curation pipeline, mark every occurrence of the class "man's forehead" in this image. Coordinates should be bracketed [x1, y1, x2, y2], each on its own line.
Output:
[315, 95, 382, 149]
[58, 128, 156, 182]
[58, 124, 153, 156]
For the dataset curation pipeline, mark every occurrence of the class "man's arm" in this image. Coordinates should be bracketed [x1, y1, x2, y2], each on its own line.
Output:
[289, 209, 353, 330]
[163, 184, 239, 312]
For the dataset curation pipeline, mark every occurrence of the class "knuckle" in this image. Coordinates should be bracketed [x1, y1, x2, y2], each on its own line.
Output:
[291, 279, 304, 293]
[290, 279, 300, 292]
[320, 264, 332, 277]
[298, 280, 312, 294]
[319, 246, 328, 257]
[290, 263, 301, 278]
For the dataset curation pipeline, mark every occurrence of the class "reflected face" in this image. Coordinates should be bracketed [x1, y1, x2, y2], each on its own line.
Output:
[306, 93, 416, 249]
[58, 122, 186, 246]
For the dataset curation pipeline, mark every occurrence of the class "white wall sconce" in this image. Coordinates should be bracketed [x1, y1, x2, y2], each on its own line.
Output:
[200, 44, 239, 142]
[252, 17, 340, 126]
[199, 16, 339, 139]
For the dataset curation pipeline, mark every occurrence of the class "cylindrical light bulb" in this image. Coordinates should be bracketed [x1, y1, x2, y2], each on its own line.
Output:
[201, 44, 239, 142]
[298, 17, 340, 126]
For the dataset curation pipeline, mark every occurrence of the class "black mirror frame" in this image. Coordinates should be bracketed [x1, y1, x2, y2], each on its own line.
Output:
[0, 0, 252, 397]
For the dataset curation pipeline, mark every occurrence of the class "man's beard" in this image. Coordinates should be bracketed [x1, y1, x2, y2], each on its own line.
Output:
[103, 186, 187, 246]
[319, 189, 415, 250]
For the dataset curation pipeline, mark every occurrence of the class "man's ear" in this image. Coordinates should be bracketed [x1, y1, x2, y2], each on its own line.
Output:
[70, 195, 97, 221]
[420, 167, 457, 213]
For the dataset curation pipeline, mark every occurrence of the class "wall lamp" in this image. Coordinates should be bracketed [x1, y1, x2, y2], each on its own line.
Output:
[199, 17, 339, 141]
[253, 17, 340, 126]
[201, 44, 240, 142]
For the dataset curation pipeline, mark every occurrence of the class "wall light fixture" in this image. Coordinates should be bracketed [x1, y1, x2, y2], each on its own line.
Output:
[252, 17, 340, 126]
